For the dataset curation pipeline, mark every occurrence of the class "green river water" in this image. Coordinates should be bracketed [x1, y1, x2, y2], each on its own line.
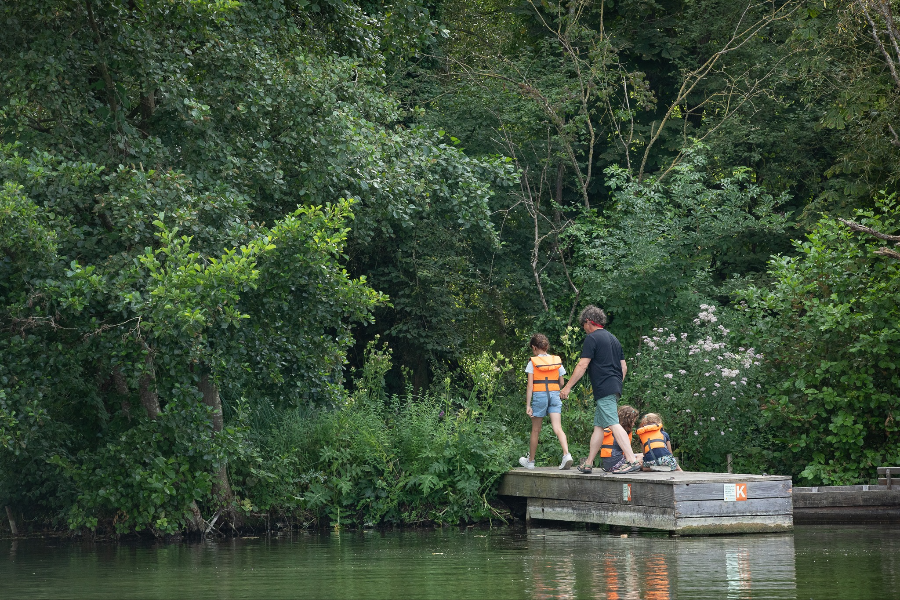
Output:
[2, 524, 898, 599]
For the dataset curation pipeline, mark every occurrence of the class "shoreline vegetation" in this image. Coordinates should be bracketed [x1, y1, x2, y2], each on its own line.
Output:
[2, 0, 898, 537]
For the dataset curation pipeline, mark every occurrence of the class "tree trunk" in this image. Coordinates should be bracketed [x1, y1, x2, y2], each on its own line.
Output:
[555, 162, 564, 205]
[139, 352, 160, 420]
[6, 506, 18, 536]
[199, 372, 239, 528]
[187, 501, 205, 533]
[111, 367, 132, 418]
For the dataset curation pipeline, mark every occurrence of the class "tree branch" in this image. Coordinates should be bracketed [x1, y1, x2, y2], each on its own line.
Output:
[874, 247, 900, 259]
[84, 0, 120, 127]
[859, 0, 900, 89]
[838, 217, 900, 242]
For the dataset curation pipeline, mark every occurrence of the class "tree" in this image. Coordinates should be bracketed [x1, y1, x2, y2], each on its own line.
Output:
[400, 0, 806, 335]
[740, 193, 900, 484]
[569, 149, 790, 352]
[0, 0, 511, 532]
[790, 0, 900, 212]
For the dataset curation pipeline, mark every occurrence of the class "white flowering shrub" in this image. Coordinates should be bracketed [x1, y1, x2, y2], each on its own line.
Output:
[623, 304, 769, 472]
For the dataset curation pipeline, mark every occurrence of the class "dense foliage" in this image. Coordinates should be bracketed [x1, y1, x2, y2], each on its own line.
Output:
[233, 342, 519, 527]
[740, 195, 900, 484]
[1, 0, 898, 535]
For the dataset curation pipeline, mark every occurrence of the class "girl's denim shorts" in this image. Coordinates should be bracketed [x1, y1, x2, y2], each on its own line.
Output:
[531, 391, 561, 417]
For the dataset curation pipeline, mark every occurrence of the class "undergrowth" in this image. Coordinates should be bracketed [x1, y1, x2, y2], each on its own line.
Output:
[231, 341, 524, 529]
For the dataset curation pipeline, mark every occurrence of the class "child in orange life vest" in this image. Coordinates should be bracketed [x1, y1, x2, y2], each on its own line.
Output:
[637, 413, 680, 472]
[518, 334, 574, 470]
[599, 405, 641, 472]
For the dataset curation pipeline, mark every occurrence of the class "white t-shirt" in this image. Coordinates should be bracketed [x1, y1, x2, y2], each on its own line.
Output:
[524, 354, 567, 376]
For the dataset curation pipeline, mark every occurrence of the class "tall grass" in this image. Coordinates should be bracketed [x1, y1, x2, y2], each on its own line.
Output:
[231, 341, 523, 528]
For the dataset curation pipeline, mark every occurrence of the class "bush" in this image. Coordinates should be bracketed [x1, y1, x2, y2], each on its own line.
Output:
[233, 342, 521, 528]
[51, 395, 225, 535]
[623, 303, 770, 472]
[740, 195, 900, 484]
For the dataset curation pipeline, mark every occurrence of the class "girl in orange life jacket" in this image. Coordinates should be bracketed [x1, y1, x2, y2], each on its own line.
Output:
[636, 413, 681, 472]
[518, 334, 574, 470]
[599, 405, 640, 472]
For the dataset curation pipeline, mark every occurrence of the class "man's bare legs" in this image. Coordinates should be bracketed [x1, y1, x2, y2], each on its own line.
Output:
[584, 423, 637, 467]
[609, 423, 637, 462]
[585, 426, 603, 466]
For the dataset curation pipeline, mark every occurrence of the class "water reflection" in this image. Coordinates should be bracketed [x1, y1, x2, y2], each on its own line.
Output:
[521, 528, 794, 599]
[677, 534, 796, 599]
[1, 525, 898, 599]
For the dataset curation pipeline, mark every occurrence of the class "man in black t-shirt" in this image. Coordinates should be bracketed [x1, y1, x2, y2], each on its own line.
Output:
[560, 305, 642, 474]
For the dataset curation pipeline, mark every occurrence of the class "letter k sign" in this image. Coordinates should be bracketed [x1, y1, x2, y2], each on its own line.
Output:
[724, 483, 748, 501]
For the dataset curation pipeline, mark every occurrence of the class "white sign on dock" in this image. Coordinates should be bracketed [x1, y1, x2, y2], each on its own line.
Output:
[724, 484, 737, 501]
[724, 483, 747, 501]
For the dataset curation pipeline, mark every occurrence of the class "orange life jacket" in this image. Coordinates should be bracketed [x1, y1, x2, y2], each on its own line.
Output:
[530, 355, 562, 392]
[637, 423, 667, 454]
[600, 428, 633, 457]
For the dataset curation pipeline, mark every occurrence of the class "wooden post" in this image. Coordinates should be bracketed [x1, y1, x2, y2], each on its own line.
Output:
[727, 454, 733, 474]
[5, 506, 18, 536]
[878, 467, 897, 489]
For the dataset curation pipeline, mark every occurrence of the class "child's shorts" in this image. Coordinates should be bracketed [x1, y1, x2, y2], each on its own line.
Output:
[531, 391, 561, 418]
[644, 455, 679, 472]
[601, 451, 624, 472]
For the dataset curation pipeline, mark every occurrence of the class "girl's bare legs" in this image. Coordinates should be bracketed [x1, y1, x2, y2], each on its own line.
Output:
[529, 417, 543, 461]
[548, 412, 570, 456]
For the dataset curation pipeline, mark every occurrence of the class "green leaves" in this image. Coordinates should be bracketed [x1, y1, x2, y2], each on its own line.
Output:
[741, 194, 900, 484]
[572, 149, 790, 352]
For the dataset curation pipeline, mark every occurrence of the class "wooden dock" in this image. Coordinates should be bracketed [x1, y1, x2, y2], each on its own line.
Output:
[498, 467, 793, 535]
[793, 484, 900, 524]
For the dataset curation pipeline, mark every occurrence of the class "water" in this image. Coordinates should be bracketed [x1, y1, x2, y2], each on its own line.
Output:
[2, 525, 899, 599]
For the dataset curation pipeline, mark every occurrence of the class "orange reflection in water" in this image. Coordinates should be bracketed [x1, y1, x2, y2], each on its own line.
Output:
[643, 554, 672, 600]
[603, 555, 620, 600]
[595, 550, 649, 600]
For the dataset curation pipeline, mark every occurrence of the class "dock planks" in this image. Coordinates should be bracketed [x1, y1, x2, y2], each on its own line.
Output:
[793, 484, 900, 523]
[498, 468, 793, 535]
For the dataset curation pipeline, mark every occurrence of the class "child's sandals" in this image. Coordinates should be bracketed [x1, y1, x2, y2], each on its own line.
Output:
[612, 460, 642, 474]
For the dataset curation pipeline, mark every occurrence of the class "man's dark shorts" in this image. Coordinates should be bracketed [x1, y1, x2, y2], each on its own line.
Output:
[593, 394, 619, 428]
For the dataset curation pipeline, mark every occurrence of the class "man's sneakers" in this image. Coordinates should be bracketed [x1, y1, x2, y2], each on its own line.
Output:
[612, 460, 642, 474]
[518, 455, 535, 470]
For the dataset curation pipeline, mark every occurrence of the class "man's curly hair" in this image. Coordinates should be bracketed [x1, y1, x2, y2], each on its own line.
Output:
[579, 305, 607, 327]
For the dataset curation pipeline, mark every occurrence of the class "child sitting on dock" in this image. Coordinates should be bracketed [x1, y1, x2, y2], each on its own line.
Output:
[637, 413, 680, 472]
[600, 405, 641, 472]
[518, 334, 574, 470]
